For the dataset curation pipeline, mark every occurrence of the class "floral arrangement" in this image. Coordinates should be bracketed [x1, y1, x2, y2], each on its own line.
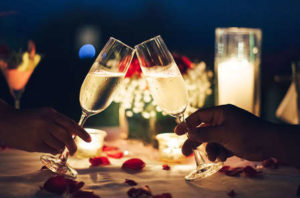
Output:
[114, 53, 213, 119]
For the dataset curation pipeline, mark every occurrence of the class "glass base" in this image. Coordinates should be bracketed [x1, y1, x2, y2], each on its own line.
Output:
[185, 162, 223, 181]
[40, 154, 77, 179]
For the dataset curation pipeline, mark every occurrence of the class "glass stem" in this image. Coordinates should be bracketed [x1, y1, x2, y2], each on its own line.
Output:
[177, 113, 204, 168]
[78, 111, 89, 127]
[14, 99, 20, 110]
[59, 111, 89, 162]
[11, 89, 24, 109]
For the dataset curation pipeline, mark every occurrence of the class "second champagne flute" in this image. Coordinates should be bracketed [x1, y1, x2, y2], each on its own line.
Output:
[40, 37, 134, 178]
[135, 35, 223, 181]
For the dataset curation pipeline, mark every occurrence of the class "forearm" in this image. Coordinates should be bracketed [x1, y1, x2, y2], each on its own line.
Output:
[267, 123, 300, 168]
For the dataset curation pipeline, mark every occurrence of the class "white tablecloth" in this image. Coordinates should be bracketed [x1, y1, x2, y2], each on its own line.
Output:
[1, 139, 300, 198]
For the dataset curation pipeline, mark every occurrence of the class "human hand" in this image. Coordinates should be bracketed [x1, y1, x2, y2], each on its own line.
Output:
[0, 106, 91, 155]
[175, 105, 276, 162]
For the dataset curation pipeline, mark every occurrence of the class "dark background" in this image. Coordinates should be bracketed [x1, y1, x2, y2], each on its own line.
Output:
[0, 0, 300, 125]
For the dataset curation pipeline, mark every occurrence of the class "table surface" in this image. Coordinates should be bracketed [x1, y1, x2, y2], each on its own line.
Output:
[1, 139, 300, 198]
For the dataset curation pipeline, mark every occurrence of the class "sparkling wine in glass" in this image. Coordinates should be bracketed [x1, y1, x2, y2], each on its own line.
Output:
[40, 37, 134, 178]
[0, 41, 41, 109]
[135, 35, 223, 181]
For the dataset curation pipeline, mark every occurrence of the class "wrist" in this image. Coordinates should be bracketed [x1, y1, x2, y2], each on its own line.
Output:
[258, 121, 282, 160]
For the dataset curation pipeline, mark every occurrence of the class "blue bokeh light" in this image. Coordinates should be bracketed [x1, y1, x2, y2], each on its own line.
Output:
[79, 44, 96, 59]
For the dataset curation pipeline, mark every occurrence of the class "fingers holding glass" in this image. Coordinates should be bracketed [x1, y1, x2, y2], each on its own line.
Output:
[40, 38, 134, 178]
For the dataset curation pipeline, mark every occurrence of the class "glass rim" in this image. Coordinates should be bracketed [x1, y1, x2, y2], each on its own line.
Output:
[215, 27, 262, 35]
[156, 133, 187, 140]
[134, 35, 162, 48]
[84, 128, 107, 136]
[109, 37, 134, 51]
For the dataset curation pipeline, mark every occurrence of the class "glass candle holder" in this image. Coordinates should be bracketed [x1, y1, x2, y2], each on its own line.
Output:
[215, 27, 262, 115]
[156, 133, 187, 163]
[75, 128, 107, 158]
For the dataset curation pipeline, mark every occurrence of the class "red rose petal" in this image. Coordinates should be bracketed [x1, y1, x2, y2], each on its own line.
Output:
[102, 145, 119, 152]
[127, 185, 152, 198]
[122, 158, 145, 171]
[43, 176, 84, 195]
[243, 166, 261, 177]
[89, 157, 111, 166]
[125, 179, 138, 186]
[162, 164, 170, 170]
[262, 158, 279, 169]
[227, 190, 237, 197]
[219, 166, 230, 173]
[153, 193, 173, 198]
[107, 150, 124, 159]
[225, 167, 244, 177]
[72, 190, 100, 198]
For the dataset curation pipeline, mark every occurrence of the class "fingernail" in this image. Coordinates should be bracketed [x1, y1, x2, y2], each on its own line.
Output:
[87, 135, 92, 142]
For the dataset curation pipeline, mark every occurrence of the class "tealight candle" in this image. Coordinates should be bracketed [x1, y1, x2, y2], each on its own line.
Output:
[156, 133, 187, 163]
[75, 128, 107, 158]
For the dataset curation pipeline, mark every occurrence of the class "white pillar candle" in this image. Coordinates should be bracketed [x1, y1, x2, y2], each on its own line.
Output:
[218, 58, 254, 112]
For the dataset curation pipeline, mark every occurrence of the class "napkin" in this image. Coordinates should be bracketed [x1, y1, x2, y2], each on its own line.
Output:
[276, 82, 298, 124]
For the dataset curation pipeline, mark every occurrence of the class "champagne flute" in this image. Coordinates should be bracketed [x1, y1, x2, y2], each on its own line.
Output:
[135, 35, 223, 181]
[40, 37, 134, 178]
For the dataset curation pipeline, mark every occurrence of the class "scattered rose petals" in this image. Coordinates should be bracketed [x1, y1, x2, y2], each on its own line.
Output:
[227, 190, 237, 197]
[42, 176, 84, 195]
[219, 166, 262, 178]
[122, 158, 145, 171]
[127, 185, 152, 198]
[162, 164, 170, 170]
[125, 179, 138, 186]
[89, 157, 110, 166]
[243, 166, 262, 177]
[107, 150, 124, 159]
[72, 190, 100, 198]
[297, 185, 300, 197]
[153, 193, 173, 198]
[262, 158, 279, 169]
[102, 145, 119, 152]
